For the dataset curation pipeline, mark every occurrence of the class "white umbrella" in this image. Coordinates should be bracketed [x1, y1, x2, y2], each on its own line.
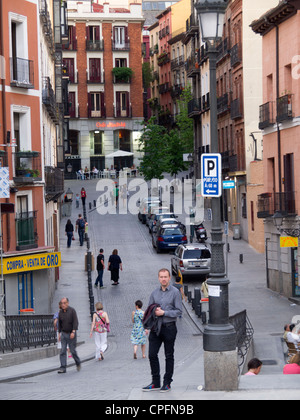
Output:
[106, 150, 134, 158]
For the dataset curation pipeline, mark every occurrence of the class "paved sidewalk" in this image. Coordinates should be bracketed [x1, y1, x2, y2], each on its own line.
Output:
[1, 178, 300, 399]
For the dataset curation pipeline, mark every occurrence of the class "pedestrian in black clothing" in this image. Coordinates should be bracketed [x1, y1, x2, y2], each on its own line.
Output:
[142, 268, 182, 393]
[57, 297, 81, 373]
[107, 249, 122, 285]
[95, 248, 105, 288]
[65, 219, 74, 248]
[75, 214, 86, 246]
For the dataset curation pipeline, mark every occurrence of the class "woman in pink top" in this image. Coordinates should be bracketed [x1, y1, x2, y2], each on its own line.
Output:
[283, 353, 300, 374]
[244, 358, 263, 375]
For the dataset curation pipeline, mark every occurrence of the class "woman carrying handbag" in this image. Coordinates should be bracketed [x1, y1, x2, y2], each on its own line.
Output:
[90, 302, 110, 361]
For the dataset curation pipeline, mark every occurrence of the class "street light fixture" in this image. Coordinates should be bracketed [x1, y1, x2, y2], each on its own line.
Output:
[195, 0, 237, 391]
[66, 187, 73, 202]
[272, 211, 300, 237]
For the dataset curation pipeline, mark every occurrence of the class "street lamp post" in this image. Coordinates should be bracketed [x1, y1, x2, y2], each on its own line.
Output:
[195, 0, 238, 391]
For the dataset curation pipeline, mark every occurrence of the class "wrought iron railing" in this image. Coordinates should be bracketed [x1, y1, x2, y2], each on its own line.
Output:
[0, 315, 56, 353]
[10, 57, 34, 88]
[229, 310, 254, 373]
[15, 211, 38, 250]
[257, 191, 296, 218]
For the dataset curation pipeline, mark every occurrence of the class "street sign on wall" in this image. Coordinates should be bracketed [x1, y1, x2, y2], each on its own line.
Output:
[0, 168, 9, 198]
[201, 153, 222, 197]
[223, 180, 235, 189]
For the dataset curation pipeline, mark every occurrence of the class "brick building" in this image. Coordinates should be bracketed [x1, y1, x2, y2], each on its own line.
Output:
[63, 0, 144, 174]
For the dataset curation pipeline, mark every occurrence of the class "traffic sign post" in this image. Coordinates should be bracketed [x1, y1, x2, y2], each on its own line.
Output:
[201, 153, 222, 197]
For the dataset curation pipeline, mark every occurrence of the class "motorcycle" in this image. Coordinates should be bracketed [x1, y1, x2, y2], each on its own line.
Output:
[195, 223, 207, 243]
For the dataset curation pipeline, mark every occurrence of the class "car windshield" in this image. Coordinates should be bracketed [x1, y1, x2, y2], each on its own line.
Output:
[183, 249, 211, 259]
[162, 228, 182, 236]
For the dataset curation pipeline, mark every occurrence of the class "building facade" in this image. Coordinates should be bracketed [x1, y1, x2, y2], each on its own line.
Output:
[0, 0, 65, 315]
[252, 0, 300, 299]
[63, 0, 144, 174]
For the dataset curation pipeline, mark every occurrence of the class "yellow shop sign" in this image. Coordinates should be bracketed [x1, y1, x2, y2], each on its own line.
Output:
[2, 252, 61, 274]
[280, 237, 299, 248]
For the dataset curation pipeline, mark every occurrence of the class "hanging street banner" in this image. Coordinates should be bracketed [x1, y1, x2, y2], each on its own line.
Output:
[0, 167, 9, 198]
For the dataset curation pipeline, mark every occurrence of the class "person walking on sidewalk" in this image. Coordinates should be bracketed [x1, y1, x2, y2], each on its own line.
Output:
[95, 248, 105, 288]
[90, 302, 110, 361]
[107, 249, 122, 285]
[131, 300, 147, 359]
[65, 219, 74, 248]
[75, 214, 86, 246]
[57, 297, 81, 373]
[142, 268, 182, 393]
[81, 187, 87, 207]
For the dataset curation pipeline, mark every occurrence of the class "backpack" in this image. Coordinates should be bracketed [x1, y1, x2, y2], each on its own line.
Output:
[78, 218, 85, 229]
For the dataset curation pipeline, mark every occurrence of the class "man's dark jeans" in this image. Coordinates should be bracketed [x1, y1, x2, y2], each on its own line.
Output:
[148, 323, 177, 387]
[95, 269, 104, 287]
[60, 332, 81, 370]
[78, 228, 84, 246]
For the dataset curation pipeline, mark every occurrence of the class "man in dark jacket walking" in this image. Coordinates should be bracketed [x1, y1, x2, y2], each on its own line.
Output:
[95, 248, 105, 288]
[57, 297, 81, 373]
[142, 268, 182, 393]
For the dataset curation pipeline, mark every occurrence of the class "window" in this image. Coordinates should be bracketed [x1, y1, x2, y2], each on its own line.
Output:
[88, 58, 101, 83]
[93, 131, 103, 155]
[90, 92, 102, 117]
[114, 26, 126, 48]
[116, 91, 129, 117]
[115, 58, 127, 68]
[63, 58, 75, 83]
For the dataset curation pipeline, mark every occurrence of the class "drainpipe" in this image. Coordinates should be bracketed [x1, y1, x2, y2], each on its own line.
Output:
[275, 24, 282, 204]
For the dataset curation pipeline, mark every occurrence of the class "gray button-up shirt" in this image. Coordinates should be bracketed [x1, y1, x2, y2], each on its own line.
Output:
[148, 284, 182, 323]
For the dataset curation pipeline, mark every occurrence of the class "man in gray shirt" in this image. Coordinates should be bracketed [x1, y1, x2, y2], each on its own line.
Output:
[142, 268, 182, 393]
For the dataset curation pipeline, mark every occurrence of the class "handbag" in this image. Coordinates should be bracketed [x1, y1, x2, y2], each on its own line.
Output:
[94, 312, 108, 333]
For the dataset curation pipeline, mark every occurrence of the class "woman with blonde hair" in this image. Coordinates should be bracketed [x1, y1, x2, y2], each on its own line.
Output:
[90, 302, 110, 361]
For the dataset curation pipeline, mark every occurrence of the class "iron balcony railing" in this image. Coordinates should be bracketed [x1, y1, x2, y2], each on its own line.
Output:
[86, 39, 104, 51]
[0, 315, 56, 353]
[87, 71, 105, 84]
[112, 40, 130, 51]
[88, 105, 106, 119]
[10, 57, 34, 88]
[259, 101, 275, 129]
[257, 191, 296, 219]
[230, 43, 242, 67]
[277, 93, 294, 123]
[44, 166, 64, 202]
[230, 98, 243, 120]
[14, 151, 42, 182]
[114, 105, 132, 118]
[42, 77, 59, 123]
[15, 211, 38, 251]
[217, 93, 229, 115]
[188, 98, 201, 116]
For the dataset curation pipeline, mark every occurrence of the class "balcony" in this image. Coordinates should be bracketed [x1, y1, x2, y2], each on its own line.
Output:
[114, 105, 132, 118]
[112, 40, 130, 51]
[188, 98, 201, 117]
[276, 93, 294, 123]
[87, 71, 105, 84]
[44, 166, 64, 203]
[88, 105, 106, 119]
[257, 191, 296, 219]
[42, 77, 59, 123]
[230, 98, 243, 120]
[157, 51, 170, 67]
[186, 54, 200, 77]
[230, 44, 242, 67]
[217, 93, 229, 115]
[10, 57, 34, 89]
[259, 101, 275, 129]
[171, 84, 184, 98]
[15, 211, 38, 251]
[14, 151, 42, 184]
[158, 82, 170, 94]
[86, 39, 104, 51]
[171, 55, 184, 70]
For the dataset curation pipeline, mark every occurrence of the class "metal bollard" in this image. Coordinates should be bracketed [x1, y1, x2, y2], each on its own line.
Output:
[239, 253, 243, 263]
[187, 290, 192, 303]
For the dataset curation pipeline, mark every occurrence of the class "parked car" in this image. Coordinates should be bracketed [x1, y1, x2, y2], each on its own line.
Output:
[152, 225, 187, 253]
[146, 206, 170, 227]
[171, 244, 211, 279]
[138, 197, 161, 223]
[148, 211, 178, 232]
[155, 217, 186, 234]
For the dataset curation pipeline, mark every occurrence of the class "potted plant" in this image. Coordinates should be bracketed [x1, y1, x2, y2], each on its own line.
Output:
[112, 67, 133, 83]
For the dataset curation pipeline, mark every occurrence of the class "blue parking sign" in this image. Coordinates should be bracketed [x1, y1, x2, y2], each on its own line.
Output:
[201, 153, 222, 197]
